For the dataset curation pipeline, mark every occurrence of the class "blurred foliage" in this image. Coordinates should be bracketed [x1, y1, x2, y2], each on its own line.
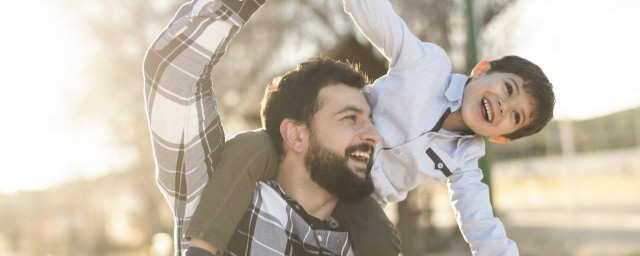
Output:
[65, 0, 520, 148]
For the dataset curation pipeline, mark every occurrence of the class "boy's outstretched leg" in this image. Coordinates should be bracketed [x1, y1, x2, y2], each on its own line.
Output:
[143, 0, 265, 255]
[334, 197, 401, 255]
[187, 130, 278, 255]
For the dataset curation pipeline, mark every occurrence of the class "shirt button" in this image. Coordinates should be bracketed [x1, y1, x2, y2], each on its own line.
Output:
[437, 163, 444, 169]
[317, 235, 323, 242]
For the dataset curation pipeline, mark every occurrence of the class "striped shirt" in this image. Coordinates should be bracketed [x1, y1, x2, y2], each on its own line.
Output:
[225, 181, 353, 256]
[142, 0, 263, 254]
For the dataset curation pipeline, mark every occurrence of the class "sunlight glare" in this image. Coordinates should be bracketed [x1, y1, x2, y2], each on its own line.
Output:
[483, 0, 640, 120]
[0, 0, 124, 194]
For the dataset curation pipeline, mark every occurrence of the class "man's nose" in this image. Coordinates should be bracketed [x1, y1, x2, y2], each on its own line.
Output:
[361, 120, 381, 145]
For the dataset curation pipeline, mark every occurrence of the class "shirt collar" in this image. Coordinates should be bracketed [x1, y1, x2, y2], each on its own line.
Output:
[441, 74, 478, 139]
[444, 74, 469, 113]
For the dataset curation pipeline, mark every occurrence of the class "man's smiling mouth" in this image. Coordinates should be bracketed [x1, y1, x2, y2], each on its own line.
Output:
[347, 144, 374, 167]
[482, 97, 494, 122]
[349, 150, 371, 165]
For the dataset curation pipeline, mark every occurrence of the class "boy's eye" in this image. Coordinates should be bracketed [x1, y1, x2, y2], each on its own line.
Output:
[514, 111, 521, 125]
[505, 82, 514, 96]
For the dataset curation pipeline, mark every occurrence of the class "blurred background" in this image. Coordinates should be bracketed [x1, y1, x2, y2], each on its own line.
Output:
[1, 0, 639, 255]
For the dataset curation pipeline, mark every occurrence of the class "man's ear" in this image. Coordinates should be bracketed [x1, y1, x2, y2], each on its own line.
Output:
[471, 60, 492, 78]
[280, 118, 307, 153]
[488, 136, 510, 144]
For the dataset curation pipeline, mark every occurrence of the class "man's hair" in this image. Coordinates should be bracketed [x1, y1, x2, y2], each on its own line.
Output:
[260, 56, 369, 154]
[488, 55, 555, 140]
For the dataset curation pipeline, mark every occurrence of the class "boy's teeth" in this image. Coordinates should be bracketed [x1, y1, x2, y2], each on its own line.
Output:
[483, 98, 493, 122]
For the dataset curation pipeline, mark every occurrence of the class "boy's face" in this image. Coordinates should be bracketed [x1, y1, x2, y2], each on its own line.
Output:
[460, 67, 533, 138]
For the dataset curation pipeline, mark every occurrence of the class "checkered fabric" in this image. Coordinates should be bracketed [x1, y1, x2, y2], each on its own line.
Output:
[143, 0, 265, 255]
[225, 181, 354, 256]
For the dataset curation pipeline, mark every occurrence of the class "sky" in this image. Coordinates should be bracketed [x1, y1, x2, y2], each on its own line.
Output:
[483, 0, 640, 120]
[0, 0, 639, 194]
[0, 0, 130, 194]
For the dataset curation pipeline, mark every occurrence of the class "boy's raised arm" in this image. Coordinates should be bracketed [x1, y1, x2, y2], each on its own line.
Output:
[447, 145, 519, 256]
[343, 0, 432, 69]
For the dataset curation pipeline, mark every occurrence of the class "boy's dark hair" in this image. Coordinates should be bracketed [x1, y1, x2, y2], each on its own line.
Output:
[488, 55, 555, 140]
[261, 56, 368, 154]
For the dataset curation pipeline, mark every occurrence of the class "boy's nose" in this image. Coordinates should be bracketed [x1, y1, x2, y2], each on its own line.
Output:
[497, 98, 511, 116]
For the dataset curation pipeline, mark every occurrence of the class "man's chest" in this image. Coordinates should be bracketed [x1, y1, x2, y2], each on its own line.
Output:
[224, 182, 353, 256]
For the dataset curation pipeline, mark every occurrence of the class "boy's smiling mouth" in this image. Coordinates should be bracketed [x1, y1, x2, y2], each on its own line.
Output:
[482, 97, 494, 122]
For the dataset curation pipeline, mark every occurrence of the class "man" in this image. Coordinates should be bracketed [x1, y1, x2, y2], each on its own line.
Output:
[143, 0, 397, 255]
[191, 56, 382, 255]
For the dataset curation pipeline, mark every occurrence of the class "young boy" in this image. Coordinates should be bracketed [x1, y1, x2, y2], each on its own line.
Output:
[185, 0, 555, 255]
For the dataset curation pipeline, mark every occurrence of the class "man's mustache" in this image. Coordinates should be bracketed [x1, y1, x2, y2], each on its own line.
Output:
[344, 143, 374, 156]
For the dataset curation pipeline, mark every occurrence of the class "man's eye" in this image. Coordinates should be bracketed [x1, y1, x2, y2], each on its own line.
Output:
[344, 115, 357, 122]
[505, 83, 514, 96]
[514, 112, 521, 124]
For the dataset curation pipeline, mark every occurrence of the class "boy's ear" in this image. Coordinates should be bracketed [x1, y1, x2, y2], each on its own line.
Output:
[488, 136, 510, 144]
[471, 60, 492, 78]
[279, 118, 307, 153]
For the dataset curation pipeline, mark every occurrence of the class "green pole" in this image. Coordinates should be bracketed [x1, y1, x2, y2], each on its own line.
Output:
[465, 0, 494, 209]
[465, 0, 479, 68]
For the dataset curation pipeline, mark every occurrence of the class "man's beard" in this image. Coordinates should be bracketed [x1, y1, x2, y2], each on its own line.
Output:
[304, 131, 375, 201]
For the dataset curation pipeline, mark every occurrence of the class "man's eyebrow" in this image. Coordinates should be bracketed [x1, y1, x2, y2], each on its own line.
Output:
[334, 106, 365, 116]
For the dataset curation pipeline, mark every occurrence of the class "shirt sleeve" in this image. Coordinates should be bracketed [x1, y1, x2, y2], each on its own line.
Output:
[447, 140, 519, 256]
[343, 0, 432, 69]
[343, 0, 453, 148]
[142, 0, 263, 254]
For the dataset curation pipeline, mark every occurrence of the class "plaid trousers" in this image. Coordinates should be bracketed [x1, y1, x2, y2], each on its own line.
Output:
[143, 0, 264, 254]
